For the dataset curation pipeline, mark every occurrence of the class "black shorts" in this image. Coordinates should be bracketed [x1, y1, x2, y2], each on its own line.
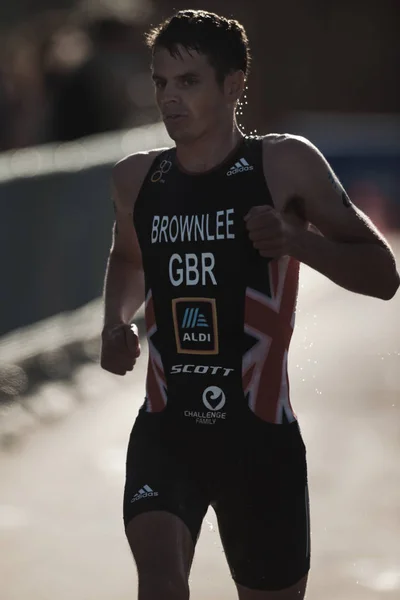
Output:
[123, 407, 310, 591]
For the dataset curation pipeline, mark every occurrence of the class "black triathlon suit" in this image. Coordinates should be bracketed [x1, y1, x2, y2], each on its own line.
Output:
[123, 136, 311, 591]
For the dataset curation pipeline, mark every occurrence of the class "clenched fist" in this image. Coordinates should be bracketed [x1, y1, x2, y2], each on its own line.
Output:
[245, 205, 297, 259]
[100, 323, 141, 376]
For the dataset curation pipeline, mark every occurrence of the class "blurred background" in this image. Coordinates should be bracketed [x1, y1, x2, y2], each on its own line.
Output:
[0, 1, 399, 599]
[0, 0, 399, 336]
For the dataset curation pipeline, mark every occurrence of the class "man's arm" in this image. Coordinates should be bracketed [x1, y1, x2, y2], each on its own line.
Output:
[282, 136, 400, 300]
[103, 152, 158, 327]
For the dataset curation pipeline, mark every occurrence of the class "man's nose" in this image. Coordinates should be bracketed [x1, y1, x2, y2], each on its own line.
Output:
[160, 82, 180, 103]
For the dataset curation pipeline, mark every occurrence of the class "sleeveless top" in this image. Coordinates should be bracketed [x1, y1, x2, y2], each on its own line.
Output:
[133, 136, 300, 428]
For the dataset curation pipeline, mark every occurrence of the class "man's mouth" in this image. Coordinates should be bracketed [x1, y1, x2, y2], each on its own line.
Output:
[164, 114, 187, 121]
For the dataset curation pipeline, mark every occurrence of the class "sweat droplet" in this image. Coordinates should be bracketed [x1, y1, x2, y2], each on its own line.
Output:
[205, 518, 214, 532]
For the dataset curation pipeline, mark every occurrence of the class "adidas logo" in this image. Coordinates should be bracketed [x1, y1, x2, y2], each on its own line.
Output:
[181, 307, 209, 329]
[227, 157, 254, 177]
[131, 485, 159, 503]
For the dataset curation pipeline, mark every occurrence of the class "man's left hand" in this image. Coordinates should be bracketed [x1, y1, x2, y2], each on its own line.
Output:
[244, 205, 298, 259]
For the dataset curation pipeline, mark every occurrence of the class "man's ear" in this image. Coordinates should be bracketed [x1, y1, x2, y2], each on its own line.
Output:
[224, 70, 245, 104]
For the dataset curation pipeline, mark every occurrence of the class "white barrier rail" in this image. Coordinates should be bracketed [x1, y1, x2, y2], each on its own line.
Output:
[0, 122, 172, 183]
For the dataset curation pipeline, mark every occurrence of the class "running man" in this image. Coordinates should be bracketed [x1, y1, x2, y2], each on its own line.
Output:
[100, 10, 399, 600]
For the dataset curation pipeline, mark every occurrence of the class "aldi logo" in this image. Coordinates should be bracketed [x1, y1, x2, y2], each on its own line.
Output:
[172, 298, 218, 355]
[181, 307, 208, 329]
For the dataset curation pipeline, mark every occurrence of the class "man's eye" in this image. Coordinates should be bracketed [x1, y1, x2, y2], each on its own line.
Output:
[182, 78, 197, 87]
[154, 80, 165, 89]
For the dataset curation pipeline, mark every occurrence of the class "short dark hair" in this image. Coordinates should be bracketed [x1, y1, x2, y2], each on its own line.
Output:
[145, 9, 251, 84]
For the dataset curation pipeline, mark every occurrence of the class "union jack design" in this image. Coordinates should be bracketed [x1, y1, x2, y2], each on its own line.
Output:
[144, 289, 167, 412]
[242, 256, 300, 423]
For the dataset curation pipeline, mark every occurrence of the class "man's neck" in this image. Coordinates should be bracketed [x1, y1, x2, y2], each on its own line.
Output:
[175, 124, 243, 174]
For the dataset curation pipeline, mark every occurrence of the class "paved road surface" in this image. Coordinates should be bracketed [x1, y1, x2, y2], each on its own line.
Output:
[1, 259, 400, 600]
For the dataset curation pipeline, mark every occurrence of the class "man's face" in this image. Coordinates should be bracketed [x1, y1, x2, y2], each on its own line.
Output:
[151, 46, 234, 142]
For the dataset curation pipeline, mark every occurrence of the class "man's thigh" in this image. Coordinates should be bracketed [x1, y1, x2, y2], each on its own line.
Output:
[123, 410, 210, 548]
[214, 420, 311, 593]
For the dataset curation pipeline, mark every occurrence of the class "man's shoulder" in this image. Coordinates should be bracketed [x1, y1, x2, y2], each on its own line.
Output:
[259, 134, 323, 212]
[112, 147, 172, 209]
[261, 133, 315, 155]
[261, 133, 323, 179]
[113, 147, 172, 188]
